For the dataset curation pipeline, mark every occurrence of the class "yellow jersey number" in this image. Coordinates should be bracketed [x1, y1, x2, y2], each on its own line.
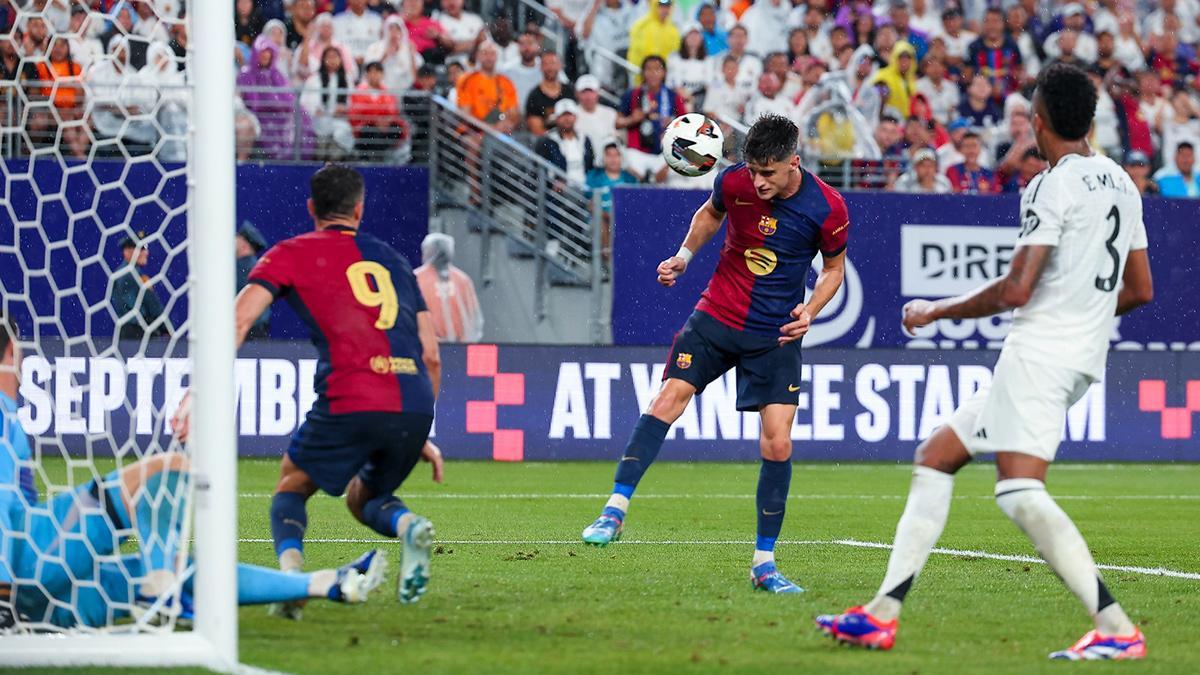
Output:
[346, 261, 399, 330]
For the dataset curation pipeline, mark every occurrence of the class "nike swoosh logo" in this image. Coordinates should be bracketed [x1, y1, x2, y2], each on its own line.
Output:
[620, 456, 639, 462]
[761, 509, 783, 516]
[735, 198, 753, 205]
[788, 385, 800, 392]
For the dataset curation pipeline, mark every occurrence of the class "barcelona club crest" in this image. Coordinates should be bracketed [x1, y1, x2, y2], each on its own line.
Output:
[758, 215, 777, 236]
[676, 353, 693, 370]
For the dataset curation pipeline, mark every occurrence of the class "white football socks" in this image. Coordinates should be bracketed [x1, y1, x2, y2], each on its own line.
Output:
[995, 478, 1136, 637]
[752, 549, 775, 568]
[865, 465, 955, 621]
[307, 569, 337, 598]
[279, 547, 304, 573]
[605, 493, 630, 516]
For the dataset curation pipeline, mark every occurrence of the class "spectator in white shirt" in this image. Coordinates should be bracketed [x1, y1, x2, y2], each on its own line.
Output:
[333, 0, 383, 66]
[1144, 0, 1199, 45]
[934, 7, 976, 69]
[915, 55, 960, 124]
[579, 0, 638, 91]
[787, 4, 832, 62]
[432, 0, 486, 66]
[364, 15, 423, 94]
[573, 74, 619, 161]
[744, 73, 796, 123]
[704, 54, 750, 124]
[1112, 12, 1148, 73]
[1044, 5, 1098, 64]
[740, 0, 790, 57]
[501, 33, 549, 114]
[722, 24, 762, 94]
[668, 26, 714, 106]
[1005, 5, 1041, 75]
[908, 0, 942, 36]
[894, 148, 952, 193]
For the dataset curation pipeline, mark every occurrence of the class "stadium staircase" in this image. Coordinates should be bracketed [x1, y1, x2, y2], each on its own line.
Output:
[425, 95, 612, 344]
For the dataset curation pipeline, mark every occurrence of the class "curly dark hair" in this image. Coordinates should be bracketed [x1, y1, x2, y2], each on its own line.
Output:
[1034, 62, 1097, 141]
[744, 114, 799, 164]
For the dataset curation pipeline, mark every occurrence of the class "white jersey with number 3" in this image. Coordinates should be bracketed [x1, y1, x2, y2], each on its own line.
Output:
[1005, 153, 1149, 380]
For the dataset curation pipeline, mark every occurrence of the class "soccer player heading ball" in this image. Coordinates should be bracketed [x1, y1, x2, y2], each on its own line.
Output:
[581, 114, 851, 593]
[817, 62, 1154, 660]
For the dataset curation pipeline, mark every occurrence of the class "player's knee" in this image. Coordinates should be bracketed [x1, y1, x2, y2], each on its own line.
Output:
[760, 435, 792, 462]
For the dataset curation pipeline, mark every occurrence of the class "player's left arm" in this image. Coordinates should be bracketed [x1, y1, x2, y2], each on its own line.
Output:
[903, 244, 1053, 335]
[780, 250, 845, 345]
[416, 309, 444, 483]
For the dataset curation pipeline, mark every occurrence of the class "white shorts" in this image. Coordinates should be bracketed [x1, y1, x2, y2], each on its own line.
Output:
[948, 348, 1094, 462]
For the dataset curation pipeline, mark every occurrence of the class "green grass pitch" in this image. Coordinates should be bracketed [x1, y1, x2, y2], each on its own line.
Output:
[21, 460, 1200, 674]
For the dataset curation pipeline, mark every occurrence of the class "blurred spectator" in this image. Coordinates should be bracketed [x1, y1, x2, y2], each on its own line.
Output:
[1123, 151, 1160, 196]
[21, 14, 50, 58]
[889, 0, 929, 61]
[763, 51, 802, 102]
[793, 4, 831, 62]
[286, 0, 318, 49]
[1156, 141, 1200, 198]
[88, 36, 157, 156]
[909, 93, 951, 147]
[1108, 73, 1154, 159]
[1144, 0, 1199, 44]
[132, 0, 171, 44]
[1112, 13, 1146, 73]
[574, 74, 618, 153]
[525, 51, 574, 136]
[786, 28, 809, 67]
[850, 5, 876, 49]
[295, 13, 358, 86]
[67, 5, 104, 73]
[669, 26, 713, 106]
[587, 140, 639, 215]
[365, 15, 423, 93]
[872, 24, 899, 68]
[704, 54, 750, 123]
[1044, 5, 1098, 64]
[235, 223, 271, 340]
[1088, 69, 1122, 158]
[414, 233, 483, 343]
[535, 99, 594, 186]
[142, 41, 187, 162]
[926, 7, 974, 67]
[740, 0, 788, 57]
[619, 55, 686, 155]
[457, 40, 519, 133]
[722, 24, 761, 94]
[1005, 5, 1041, 74]
[402, 0, 453, 65]
[31, 36, 86, 158]
[873, 113, 903, 156]
[0, 32, 37, 101]
[348, 61, 408, 157]
[1161, 89, 1200, 170]
[238, 36, 300, 160]
[916, 55, 959, 123]
[1002, 147, 1047, 193]
[744, 72, 795, 122]
[263, 19, 293, 81]
[235, 0, 265, 48]
[110, 234, 171, 340]
[993, 109, 1036, 181]
[957, 73, 1002, 129]
[627, 0, 681, 78]
[868, 42, 919, 120]
[697, 3, 728, 56]
[966, 7, 1022, 105]
[234, 95, 262, 161]
[334, 0, 383, 67]
[945, 132, 999, 194]
[546, 0, 590, 78]
[937, 116, 971, 167]
[501, 33, 545, 113]
[579, 0, 637, 91]
[1145, 28, 1194, 91]
[894, 147, 951, 193]
[432, 0, 486, 66]
[301, 46, 356, 158]
[1093, 31, 1120, 76]
[899, 114, 934, 156]
[908, 0, 941, 36]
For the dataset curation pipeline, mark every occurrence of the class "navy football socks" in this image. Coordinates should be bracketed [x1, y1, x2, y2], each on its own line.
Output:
[755, 459, 792, 554]
[606, 415, 671, 519]
[270, 491, 309, 560]
[361, 494, 410, 537]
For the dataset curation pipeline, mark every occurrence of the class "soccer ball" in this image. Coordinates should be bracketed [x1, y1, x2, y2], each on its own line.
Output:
[661, 114, 724, 177]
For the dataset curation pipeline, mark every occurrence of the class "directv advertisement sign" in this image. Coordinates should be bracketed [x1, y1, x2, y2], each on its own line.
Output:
[611, 189, 1196, 352]
[14, 343, 1199, 463]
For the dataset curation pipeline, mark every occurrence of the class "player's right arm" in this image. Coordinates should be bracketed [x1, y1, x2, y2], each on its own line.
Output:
[233, 284, 275, 349]
[1116, 217, 1153, 315]
[417, 310, 441, 399]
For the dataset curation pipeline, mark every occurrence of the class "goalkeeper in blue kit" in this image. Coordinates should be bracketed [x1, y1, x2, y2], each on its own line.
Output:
[0, 319, 385, 631]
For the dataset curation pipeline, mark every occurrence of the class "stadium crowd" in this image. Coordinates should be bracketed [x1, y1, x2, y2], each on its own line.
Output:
[0, 0, 1197, 196]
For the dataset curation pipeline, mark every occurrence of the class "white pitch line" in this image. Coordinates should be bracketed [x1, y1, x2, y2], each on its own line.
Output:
[235, 537, 1200, 581]
[236, 492, 1200, 501]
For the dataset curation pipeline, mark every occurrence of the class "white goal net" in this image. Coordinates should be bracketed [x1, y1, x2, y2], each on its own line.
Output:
[0, 1, 236, 669]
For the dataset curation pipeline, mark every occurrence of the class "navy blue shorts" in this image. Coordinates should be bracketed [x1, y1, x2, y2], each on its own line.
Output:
[287, 411, 433, 497]
[664, 311, 803, 412]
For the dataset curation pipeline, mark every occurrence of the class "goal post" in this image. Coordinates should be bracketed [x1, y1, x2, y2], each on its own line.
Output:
[0, 0, 238, 670]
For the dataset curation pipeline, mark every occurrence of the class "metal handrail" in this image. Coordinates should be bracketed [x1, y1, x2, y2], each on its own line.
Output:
[426, 94, 606, 340]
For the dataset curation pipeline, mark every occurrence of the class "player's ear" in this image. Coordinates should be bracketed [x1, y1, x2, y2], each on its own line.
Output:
[354, 200, 364, 222]
[790, 154, 800, 170]
[306, 198, 316, 220]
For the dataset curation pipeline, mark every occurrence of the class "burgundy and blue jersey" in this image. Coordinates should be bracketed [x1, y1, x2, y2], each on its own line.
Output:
[249, 225, 434, 417]
[696, 163, 850, 336]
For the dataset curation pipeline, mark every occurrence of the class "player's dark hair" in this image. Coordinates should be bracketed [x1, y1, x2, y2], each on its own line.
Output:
[310, 164, 365, 221]
[744, 114, 799, 165]
[1034, 62, 1097, 141]
[0, 317, 15, 361]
